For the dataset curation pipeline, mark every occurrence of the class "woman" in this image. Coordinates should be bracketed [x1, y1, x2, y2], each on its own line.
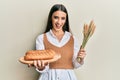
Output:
[33, 4, 86, 80]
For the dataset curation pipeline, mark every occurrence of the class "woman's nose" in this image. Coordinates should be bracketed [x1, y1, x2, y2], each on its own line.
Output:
[57, 19, 61, 24]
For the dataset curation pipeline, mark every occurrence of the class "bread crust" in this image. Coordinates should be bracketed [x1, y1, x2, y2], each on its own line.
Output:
[24, 49, 55, 60]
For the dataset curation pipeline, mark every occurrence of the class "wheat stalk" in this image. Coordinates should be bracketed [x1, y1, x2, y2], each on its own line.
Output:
[77, 20, 96, 62]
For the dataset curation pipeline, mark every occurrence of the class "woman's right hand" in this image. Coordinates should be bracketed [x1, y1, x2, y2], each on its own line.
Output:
[28, 60, 48, 71]
[34, 60, 48, 70]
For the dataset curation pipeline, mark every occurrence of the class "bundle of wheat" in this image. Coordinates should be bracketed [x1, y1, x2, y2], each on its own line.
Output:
[77, 20, 96, 62]
[81, 20, 96, 49]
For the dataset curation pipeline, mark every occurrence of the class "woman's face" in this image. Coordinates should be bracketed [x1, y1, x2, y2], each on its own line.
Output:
[51, 10, 66, 32]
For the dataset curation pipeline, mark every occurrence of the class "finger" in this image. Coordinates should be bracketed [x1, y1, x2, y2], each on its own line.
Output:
[80, 51, 85, 54]
[37, 60, 46, 70]
[80, 54, 86, 58]
[79, 52, 85, 56]
[41, 60, 45, 67]
[78, 55, 83, 58]
[78, 52, 86, 58]
[33, 60, 38, 68]
[37, 60, 41, 67]
[80, 49, 85, 52]
[80, 50, 86, 54]
[28, 64, 31, 67]
[45, 62, 49, 66]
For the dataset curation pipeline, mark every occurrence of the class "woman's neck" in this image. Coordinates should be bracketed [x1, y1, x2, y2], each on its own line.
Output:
[52, 29, 65, 42]
[52, 29, 64, 35]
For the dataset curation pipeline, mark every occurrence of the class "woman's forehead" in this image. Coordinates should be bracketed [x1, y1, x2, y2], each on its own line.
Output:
[52, 10, 66, 17]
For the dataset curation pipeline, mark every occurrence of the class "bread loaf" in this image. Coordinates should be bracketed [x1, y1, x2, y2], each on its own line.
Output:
[24, 49, 56, 60]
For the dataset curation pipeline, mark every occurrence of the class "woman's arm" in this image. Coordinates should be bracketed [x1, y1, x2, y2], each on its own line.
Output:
[72, 36, 86, 68]
[34, 34, 49, 73]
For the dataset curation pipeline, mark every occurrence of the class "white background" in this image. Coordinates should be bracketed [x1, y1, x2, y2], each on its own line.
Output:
[0, 0, 120, 80]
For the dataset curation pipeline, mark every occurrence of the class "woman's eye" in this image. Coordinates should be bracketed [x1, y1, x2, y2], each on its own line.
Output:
[54, 16, 58, 19]
[61, 17, 65, 20]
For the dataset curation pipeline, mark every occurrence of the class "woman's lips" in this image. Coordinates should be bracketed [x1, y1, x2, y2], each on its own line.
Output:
[55, 24, 61, 29]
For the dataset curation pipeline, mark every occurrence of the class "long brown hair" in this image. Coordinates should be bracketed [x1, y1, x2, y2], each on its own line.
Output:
[44, 4, 70, 33]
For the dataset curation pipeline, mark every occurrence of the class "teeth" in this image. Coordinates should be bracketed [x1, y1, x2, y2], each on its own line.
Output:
[57, 25, 60, 27]
[56, 24, 61, 27]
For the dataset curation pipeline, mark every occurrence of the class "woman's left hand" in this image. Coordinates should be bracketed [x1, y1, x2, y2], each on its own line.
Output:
[77, 48, 86, 63]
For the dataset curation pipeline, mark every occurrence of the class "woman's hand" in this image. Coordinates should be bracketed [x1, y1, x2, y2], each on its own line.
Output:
[28, 60, 48, 71]
[77, 48, 86, 64]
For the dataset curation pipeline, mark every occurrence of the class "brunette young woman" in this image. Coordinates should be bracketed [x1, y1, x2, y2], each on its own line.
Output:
[32, 4, 86, 80]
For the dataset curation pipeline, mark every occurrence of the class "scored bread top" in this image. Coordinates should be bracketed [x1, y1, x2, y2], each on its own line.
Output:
[24, 49, 56, 60]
